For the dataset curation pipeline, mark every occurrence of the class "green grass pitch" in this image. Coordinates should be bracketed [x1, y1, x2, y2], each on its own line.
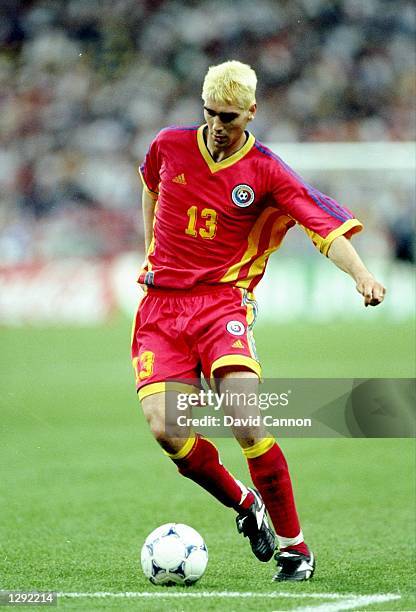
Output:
[1, 317, 415, 610]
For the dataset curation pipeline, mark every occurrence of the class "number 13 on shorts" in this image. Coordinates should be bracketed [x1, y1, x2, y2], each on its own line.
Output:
[133, 351, 155, 382]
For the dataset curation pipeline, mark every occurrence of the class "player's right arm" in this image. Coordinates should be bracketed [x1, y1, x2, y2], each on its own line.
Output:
[138, 133, 161, 273]
[142, 188, 157, 256]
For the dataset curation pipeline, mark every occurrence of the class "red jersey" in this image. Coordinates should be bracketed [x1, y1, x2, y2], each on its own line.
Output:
[138, 125, 362, 291]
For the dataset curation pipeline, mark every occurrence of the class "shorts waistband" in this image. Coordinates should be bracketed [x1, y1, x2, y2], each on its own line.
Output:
[146, 284, 233, 297]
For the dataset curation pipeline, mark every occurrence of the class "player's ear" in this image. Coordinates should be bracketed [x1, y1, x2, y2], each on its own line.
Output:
[248, 103, 257, 120]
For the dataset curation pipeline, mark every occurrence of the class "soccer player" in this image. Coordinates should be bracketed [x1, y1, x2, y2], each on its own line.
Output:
[132, 60, 386, 581]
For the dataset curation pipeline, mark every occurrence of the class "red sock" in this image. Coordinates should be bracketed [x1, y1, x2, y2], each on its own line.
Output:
[172, 434, 254, 512]
[246, 441, 309, 556]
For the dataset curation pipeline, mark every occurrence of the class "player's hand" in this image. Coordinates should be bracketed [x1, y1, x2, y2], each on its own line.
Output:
[355, 274, 386, 307]
[138, 258, 149, 292]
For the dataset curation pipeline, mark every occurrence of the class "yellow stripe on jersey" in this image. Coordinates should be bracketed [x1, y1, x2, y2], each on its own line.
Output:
[247, 330, 259, 364]
[240, 288, 256, 360]
[237, 215, 291, 289]
[246, 305, 255, 328]
[242, 437, 275, 459]
[220, 207, 278, 283]
[240, 288, 257, 328]
[197, 125, 255, 173]
[242, 290, 262, 376]
[301, 218, 363, 256]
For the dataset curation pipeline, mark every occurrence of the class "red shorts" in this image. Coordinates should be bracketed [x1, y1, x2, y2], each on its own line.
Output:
[131, 285, 261, 401]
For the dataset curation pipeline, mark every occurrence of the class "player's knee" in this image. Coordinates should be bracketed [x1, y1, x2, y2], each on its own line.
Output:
[232, 427, 266, 449]
[141, 397, 165, 439]
[141, 395, 185, 452]
[146, 413, 180, 453]
[144, 411, 170, 445]
[148, 418, 167, 444]
[234, 433, 258, 448]
[152, 424, 189, 457]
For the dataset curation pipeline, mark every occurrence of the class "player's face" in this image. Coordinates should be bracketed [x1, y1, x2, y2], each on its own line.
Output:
[203, 99, 256, 154]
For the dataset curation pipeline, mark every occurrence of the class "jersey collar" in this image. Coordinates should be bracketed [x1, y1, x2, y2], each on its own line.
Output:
[197, 125, 255, 173]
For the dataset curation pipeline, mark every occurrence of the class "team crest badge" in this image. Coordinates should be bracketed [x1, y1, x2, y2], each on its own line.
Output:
[231, 184, 255, 208]
[226, 320, 246, 336]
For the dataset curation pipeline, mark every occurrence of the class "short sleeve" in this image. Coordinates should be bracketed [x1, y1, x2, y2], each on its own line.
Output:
[138, 134, 162, 198]
[268, 155, 363, 256]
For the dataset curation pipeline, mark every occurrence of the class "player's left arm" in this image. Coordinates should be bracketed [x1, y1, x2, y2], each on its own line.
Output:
[267, 157, 386, 307]
[327, 235, 386, 307]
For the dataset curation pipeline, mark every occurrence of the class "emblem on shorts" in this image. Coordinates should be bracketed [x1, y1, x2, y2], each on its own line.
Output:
[231, 184, 255, 208]
[226, 320, 246, 336]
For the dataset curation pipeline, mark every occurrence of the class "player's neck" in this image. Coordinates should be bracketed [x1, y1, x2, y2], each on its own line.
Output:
[205, 128, 248, 162]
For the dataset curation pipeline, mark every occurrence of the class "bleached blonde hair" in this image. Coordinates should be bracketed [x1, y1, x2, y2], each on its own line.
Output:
[202, 60, 257, 110]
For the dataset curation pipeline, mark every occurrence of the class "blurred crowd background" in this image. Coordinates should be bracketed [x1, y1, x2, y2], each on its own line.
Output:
[0, 0, 415, 264]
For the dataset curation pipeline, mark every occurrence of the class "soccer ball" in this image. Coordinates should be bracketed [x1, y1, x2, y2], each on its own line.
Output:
[141, 523, 208, 585]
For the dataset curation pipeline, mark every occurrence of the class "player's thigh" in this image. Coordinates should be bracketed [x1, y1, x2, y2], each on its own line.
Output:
[218, 370, 268, 447]
[131, 294, 199, 390]
[197, 287, 262, 382]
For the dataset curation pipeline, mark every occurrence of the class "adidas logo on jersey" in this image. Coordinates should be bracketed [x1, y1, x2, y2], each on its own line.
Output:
[232, 340, 245, 349]
[172, 173, 186, 184]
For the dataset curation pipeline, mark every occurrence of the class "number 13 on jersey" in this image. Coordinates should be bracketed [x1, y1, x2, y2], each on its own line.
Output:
[185, 206, 217, 240]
